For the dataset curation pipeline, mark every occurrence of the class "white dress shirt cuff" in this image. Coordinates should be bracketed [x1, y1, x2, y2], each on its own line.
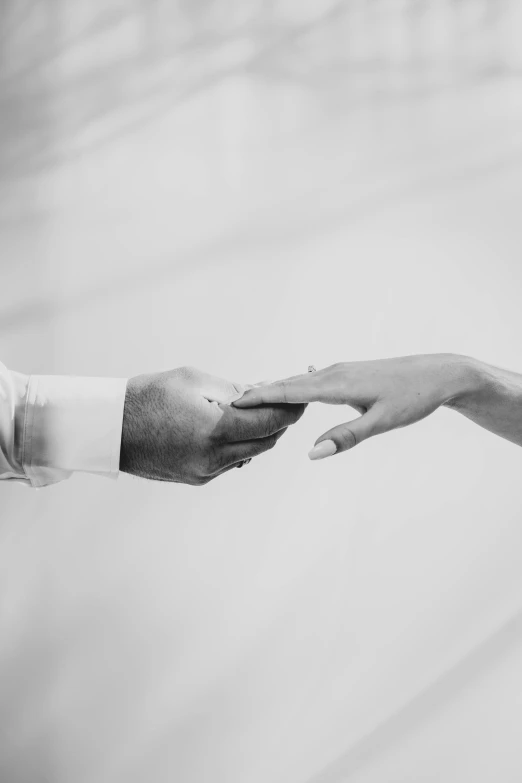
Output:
[21, 375, 128, 488]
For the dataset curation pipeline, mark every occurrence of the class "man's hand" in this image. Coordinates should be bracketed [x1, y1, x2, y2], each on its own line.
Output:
[119, 367, 305, 484]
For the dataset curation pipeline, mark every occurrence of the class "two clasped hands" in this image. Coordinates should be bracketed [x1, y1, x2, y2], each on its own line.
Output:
[120, 353, 522, 485]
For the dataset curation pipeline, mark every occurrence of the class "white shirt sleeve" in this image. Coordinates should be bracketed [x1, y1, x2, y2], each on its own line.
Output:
[0, 361, 127, 488]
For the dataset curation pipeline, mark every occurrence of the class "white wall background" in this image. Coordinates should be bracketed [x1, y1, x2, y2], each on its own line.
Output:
[1, 2, 522, 782]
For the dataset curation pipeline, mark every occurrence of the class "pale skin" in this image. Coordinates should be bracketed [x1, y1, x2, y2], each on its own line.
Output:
[233, 354, 522, 459]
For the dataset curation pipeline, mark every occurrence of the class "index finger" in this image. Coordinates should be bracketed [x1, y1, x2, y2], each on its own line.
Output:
[232, 373, 319, 408]
[218, 402, 305, 441]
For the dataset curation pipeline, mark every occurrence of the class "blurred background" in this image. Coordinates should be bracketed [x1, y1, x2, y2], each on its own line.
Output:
[1, 1, 522, 781]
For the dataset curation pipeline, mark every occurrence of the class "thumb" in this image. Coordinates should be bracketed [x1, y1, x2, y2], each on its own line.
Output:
[308, 406, 384, 460]
[223, 380, 274, 405]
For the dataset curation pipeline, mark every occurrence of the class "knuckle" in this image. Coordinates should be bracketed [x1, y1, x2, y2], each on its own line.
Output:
[255, 409, 273, 437]
[339, 427, 357, 450]
[193, 450, 218, 484]
[277, 380, 289, 404]
[193, 473, 212, 486]
[331, 362, 348, 376]
[177, 366, 199, 383]
[230, 414, 248, 441]
[265, 434, 278, 451]
[266, 408, 280, 433]
[200, 442, 217, 473]
[275, 426, 288, 442]
[210, 447, 227, 472]
[291, 403, 306, 422]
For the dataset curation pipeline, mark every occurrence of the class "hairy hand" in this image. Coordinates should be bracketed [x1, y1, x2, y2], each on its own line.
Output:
[120, 367, 305, 484]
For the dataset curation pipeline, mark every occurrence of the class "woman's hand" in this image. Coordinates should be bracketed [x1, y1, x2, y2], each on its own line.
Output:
[233, 355, 479, 459]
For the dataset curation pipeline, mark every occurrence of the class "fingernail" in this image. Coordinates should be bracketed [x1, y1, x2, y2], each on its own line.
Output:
[231, 393, 251, 407]
[308, 440, 337, 460]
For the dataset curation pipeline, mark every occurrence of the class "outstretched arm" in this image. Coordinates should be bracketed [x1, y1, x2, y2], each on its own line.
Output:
[0, 361, 304, 488]
[233, 354, 522, 459]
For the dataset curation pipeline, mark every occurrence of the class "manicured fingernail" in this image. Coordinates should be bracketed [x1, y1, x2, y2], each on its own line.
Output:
[308, 440, 337, 460]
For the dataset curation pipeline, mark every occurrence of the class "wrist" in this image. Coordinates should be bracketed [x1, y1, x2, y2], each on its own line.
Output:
[441, 354, 488, 410]
[119, 376, 142, 475]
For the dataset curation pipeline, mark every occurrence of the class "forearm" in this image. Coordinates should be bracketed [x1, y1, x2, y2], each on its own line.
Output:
[444, 355, 522, 447]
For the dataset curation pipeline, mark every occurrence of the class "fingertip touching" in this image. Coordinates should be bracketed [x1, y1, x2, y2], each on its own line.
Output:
[231, 389, 262, 408]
